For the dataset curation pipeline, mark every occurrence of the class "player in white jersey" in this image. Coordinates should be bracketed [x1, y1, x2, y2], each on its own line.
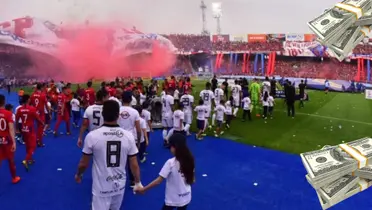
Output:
[77, 90, 109, 148]
[262, 77, 271, 95]
[161, 90, 174, 147]
[118, 92, 141, 143]
[180, 90, 194, 135]
[75, 100, 142, 210]
[194, 99, 207, 140]
[230, 80, 242, 117]
[214, 100, 226, 137]
[119, 91, 142, 187]
[199, 82, 214, 131]
[212, 85, 224, 127]
[135, 134, 194, 210]
[109, 96, 122, 107]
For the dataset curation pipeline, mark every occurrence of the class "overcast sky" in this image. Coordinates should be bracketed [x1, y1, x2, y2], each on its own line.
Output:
[1, 0, 338, 34]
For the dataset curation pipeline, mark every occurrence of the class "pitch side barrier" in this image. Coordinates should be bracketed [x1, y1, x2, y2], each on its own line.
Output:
[217, 75, 372, 92]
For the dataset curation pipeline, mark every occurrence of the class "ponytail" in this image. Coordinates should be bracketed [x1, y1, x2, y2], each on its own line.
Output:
[175, 145, 195, 185]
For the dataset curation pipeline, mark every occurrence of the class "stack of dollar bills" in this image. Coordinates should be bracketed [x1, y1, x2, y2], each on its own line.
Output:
[301, 137, 372, 209]
[308, 0, 372, 61]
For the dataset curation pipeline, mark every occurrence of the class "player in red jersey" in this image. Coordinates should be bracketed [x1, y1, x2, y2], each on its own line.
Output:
[108, 81, 117, 97]
[0, 94, 20, 184]
[30, 83, 47, 147]
[168, 76, 176, 91]
[83, 81, 96, 108]
[15, 94, 44, 171]
[53, 87, 71, 136]
[184, 77, 192, 93]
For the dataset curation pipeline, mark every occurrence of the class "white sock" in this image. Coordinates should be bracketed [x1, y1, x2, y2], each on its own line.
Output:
[166, 128, 174, 141]
[184, 124, 190, 133]
[212, 113, 216, 126]
[233, 107, 239, 116]
[162, 129, 168, 139]
[205, 119, 209, 129]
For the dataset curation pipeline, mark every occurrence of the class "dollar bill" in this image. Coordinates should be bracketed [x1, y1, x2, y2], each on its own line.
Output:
[355, 165, 372, 179]
[308, 0, 371, 44]
[346, 137, 372, 159]
[328, 26, 361, 54]
[301, 146, 357, 180]
[316, 179, 372, 209]
[318, 175, 359, 202]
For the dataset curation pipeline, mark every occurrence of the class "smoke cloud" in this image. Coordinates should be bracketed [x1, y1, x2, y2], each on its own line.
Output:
[2, 0, 176, 82]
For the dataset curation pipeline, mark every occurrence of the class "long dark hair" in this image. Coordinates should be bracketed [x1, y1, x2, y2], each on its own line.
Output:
[175, 144, 195, 185]
[263, 91, 269, 102]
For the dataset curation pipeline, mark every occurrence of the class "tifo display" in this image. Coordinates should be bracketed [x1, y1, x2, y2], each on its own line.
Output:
[301, 137, 372, 209]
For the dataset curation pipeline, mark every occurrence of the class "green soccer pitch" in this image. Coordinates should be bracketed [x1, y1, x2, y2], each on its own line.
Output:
[16, 80, 372, 154]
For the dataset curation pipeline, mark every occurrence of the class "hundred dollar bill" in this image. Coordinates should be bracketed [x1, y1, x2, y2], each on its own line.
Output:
[301, 146, 358, 180]
[308, 0, 371, 44]
[316, 179, 370, 210]
[305, 167, 355, 189]
[328, 26, 361, 54]
[354, 165, 372, 179]
[329, 26, 370, 61]
[318, 175, 359, 205]
[345, 137, 372, 160]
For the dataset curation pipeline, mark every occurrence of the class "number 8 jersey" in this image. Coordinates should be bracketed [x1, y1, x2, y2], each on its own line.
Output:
[84, 104, 104, 131]
[82, 124, 138, 197]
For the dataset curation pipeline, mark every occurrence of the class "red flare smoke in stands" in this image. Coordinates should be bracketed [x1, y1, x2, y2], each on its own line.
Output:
[28, 23, 176, 82]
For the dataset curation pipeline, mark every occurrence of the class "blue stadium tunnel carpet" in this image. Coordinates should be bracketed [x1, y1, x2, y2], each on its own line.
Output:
[0, 90, 372, 210]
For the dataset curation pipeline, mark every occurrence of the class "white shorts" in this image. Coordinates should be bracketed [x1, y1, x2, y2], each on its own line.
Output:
[233, 97, 240, 107]
[162, 113, 173, 128]
[184, 113, 193, 124]
[205, 106, 211, 118]
[92, 193, 124, 210]
[214, 99, 220, 106]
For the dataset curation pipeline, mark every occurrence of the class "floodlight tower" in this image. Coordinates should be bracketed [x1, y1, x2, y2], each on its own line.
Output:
[200, 1, 209, 35]
[212, 2, 222, 35]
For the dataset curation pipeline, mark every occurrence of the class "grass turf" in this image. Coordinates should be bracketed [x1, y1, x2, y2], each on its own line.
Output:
[16, 80, 372, 154]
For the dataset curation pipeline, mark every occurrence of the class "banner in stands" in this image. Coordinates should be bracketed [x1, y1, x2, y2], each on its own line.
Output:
[212, 34, 229, 42]
[267, 34, 286, 42]
[0, 17, 177, 58]
[230, 34, 247, 42]
[285, 34, 305, 42]
[282, 41, 328, 57]
[247, 34, 267, 43]
[304, 34, 316, 42]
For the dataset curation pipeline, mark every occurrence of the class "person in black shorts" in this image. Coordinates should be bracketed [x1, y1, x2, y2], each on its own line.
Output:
[298, 80, 306, 108]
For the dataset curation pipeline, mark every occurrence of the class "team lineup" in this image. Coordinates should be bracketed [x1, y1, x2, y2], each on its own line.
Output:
[0, 76, 290, 210]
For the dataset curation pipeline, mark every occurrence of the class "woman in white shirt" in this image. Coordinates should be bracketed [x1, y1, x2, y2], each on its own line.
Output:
[135, 134, 195, 210]
[261, 92, 270, 119]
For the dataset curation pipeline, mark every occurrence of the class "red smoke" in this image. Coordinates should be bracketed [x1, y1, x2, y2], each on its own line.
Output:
[27, 23, 176, 82]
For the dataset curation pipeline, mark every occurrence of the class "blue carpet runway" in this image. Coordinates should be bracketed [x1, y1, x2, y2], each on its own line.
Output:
[0, 91, 371, 210]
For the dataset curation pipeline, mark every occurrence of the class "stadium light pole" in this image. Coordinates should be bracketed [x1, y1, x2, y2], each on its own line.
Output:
[200, 1, 210, 35]
[212, 2, 222, 35]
